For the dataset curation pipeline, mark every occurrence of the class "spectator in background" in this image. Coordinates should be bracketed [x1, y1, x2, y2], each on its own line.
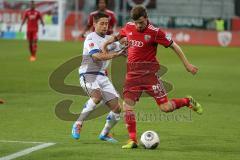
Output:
[44, 11, 53, 25]
[215, 17, 225, 31]
[80, 0, 117, 37]
[52, 11, 58, 25]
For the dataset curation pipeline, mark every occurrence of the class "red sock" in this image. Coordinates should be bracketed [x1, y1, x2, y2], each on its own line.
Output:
[124, 110, 137, 142]
[32, 43, 37, 57]
[171, 98, 190, 109]
[29, 44, 33, 55]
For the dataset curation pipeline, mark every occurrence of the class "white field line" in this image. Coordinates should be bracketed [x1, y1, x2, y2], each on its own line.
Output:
[0, 140, 43, 144]
[0, 140, 56, 160]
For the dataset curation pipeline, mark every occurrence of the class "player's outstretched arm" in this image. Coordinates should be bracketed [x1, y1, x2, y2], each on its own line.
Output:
[92, 51, 120, 61]
[170, 42, 198, 75]
[102, 35, 119, 54]
[92, 47, 127, 61]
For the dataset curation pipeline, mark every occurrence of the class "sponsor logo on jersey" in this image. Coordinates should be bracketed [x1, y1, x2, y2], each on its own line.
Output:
[89, 43, 94, 48]
[129, 32, 133, 35]
[129, 40, 144, 47]
[29, 15, 37, 20]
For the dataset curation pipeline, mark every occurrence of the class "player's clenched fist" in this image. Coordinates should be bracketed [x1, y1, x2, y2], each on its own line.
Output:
[186, 63, 198, 75]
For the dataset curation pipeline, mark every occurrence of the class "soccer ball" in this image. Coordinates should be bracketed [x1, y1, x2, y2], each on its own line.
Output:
[140, 131, 160, 149]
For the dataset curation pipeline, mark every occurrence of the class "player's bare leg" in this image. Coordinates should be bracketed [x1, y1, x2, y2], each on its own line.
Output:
[32, 40, 37, 57]
[72, 89, 102, 139]
[29, 40, 37, 61]
[28, 40, 36, 62]
[99, 97, 121, 143]
[158, 97, 203, 114]
[28, 40, 33, 60]
[122, 98, 138, 149]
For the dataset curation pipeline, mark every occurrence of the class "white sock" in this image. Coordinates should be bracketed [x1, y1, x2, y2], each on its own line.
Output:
[100, 111, 120, 136]
[77, 98, 97, 124]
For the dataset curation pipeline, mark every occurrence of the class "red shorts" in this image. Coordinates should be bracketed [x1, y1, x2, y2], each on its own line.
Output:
[27, 31, 38, 41]
[123, 72, 168, 105]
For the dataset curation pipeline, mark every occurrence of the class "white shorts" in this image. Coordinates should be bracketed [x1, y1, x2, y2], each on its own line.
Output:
[80, 74, 119, 102]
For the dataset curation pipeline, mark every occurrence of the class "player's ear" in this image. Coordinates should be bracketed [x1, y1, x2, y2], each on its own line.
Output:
[144, 16, 148, 21]
[93, 19, 98, 28]
[93, 20, 97, 28]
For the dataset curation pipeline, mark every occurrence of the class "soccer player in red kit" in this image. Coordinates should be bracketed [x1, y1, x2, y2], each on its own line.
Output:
[103, 5, 203, 149]
[80, 0, 117, 37]
[19, 0, 45, 62]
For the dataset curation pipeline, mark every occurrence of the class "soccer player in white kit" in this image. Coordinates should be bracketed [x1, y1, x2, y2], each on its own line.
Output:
[72, 12, 126, 143]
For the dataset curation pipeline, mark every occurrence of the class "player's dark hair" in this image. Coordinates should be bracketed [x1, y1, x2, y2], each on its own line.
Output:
[93, 12, 109, 23]
[131, 5, 148, 21]
[96, 0, 108, 6]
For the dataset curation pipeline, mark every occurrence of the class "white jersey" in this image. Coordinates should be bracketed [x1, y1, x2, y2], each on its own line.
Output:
[79, 32, 122, 75]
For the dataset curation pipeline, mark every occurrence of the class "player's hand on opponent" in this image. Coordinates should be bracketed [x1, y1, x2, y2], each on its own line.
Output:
[118, 37, 129, 57]
[119, 37, 128, 47]
[118, 45, 128, 57]
[185, 63, 198, 75]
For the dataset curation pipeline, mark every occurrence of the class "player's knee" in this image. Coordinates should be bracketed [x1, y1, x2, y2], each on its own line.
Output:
[123, 98, 135, 111]
[90, 90, 103, 104]
[123, 102, 134, 112]
[91, 96, 102, 104]
[159, 103, 173, 113]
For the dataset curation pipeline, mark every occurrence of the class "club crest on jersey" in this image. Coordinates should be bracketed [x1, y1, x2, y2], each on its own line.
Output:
[89, 43, 94, 48]
[144, 35, 151, 42]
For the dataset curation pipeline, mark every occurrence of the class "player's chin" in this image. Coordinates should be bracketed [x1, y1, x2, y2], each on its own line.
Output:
[102, 30, 107, 34]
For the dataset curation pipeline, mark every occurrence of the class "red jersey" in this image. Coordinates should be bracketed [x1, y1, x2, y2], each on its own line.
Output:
[88, 9, 117, 35]
[23, 9, 42, 32]
[119, 22, 173, 63]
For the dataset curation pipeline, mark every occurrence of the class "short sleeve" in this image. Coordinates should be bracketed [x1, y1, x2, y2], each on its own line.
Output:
[119, 25, 127, 38]
[85, 38, 100, 56]
[155, 29, 173, 48]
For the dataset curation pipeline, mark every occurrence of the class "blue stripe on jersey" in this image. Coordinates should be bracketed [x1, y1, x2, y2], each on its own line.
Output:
[80, 72, 105, 77]
[89, 49, 100, 55]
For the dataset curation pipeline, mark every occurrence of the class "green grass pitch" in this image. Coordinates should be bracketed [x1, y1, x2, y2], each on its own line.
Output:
[0, 39, 240, 160]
